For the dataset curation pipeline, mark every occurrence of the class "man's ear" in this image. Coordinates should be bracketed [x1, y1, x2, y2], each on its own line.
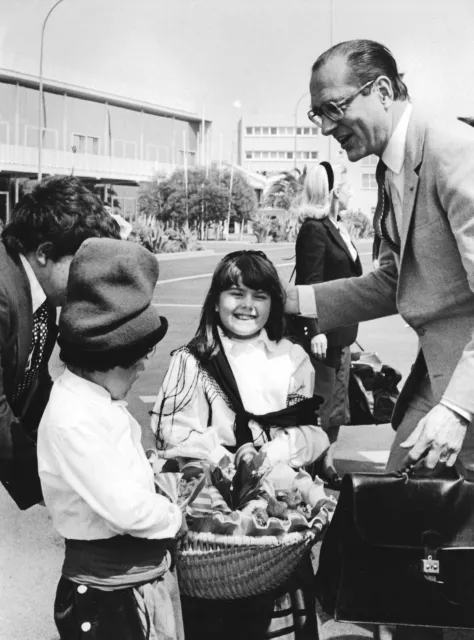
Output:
[374, 75, 394, 107]
[35, 242, 54, 266]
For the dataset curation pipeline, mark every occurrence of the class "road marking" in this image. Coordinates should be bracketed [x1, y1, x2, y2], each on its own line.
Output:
[140, 395, 158, 403]
[156, 262, 295, 285]
[152, 303, 202, 308]
[359, 450, 390, 463]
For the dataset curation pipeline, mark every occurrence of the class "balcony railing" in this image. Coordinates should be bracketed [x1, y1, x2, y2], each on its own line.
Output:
[0, 145, 176, 182]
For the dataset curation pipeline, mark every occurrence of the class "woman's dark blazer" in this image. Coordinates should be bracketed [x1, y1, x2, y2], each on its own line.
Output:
[295, 216, 363, 348]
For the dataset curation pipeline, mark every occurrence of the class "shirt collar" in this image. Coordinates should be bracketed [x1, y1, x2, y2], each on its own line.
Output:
[19, 254, 47, 313]
[59, 367, 128, 408]
[218, 327, 277, 354]
[382, 103, 412, 175]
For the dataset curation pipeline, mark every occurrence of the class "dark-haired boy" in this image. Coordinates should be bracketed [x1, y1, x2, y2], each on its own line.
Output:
[0, 175, 120, 509]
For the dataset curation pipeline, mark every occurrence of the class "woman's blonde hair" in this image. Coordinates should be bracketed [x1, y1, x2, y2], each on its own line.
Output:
[295, 165, 331, 221]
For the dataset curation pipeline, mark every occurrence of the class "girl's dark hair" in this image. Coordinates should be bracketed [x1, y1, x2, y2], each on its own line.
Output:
[188, 250, 286, 360]
[312, 39, 409, 101]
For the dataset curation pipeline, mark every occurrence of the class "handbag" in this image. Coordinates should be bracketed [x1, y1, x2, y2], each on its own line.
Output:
[348, 346, 401, 425]
[315, 462, 474, 629]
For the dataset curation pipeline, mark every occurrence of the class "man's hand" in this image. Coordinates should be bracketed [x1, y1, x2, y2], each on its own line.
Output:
[284, 283, 300, 314]
[311, 334, 327, 360]
[400, 403, 468, 468]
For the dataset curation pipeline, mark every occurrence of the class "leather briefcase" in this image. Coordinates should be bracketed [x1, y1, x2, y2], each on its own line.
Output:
[315, 463, 474, 629]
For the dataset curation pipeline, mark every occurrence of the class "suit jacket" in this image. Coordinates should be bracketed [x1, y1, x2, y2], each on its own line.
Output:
[295, 216, 362, 348]
[309, 104, 474, 431]
[0, 242, 57, 508]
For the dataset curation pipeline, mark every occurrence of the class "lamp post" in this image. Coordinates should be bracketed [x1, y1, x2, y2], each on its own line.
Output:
[38, 0, 67, 181]
[293, 92, 310, 170]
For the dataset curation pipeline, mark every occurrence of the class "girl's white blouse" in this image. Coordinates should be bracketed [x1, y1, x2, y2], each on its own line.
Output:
[151, 330, 329, 467]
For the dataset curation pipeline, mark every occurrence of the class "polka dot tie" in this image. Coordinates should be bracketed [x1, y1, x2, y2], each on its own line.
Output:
[374, 160, 400, 254]
[12, 300, 51, 406]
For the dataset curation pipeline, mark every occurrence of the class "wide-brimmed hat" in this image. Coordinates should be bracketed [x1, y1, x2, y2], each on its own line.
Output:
[58, 238, 167, 367]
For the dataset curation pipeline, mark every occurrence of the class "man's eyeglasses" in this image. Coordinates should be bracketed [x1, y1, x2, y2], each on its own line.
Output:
[307, 79, 376, 125]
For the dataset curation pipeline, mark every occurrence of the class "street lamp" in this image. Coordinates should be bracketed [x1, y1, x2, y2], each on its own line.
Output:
[293, 92, 310, 170]
[38, 0, 67, 181]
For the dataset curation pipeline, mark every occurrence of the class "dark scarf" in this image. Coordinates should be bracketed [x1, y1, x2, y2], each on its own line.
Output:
[190, 338, 323, 450]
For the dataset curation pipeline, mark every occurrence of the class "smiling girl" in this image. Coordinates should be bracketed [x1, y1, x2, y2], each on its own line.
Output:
[151, 250, 331, 640]
[152, 249, 329, 470]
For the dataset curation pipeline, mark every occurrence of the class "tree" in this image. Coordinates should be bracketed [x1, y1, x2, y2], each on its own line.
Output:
[139, 166, 257, 237]
[263, 168, 307, 210]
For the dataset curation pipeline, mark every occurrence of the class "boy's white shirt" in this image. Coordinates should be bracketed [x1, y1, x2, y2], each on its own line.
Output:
[37, 368, 182, 540]
[152, 329, 329, 467]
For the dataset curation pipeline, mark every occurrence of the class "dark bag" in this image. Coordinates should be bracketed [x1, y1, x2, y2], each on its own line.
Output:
[348, 350, 401, 425]
[315, 463, 474, 629]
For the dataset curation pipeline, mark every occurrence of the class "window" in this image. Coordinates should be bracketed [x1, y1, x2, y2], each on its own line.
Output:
[72, 134, 99, 155]
[270, 127, 277, 135]
[362, 172, 377, 189]
[254, 151, 261, 159]
[262, 127, 269, 135]
[0, 122, 9, 144]
[362, 154, 378, 166]
[246, 151, 253, 159]
[278, 151, 285, 159]
[113, 139, 137, 159]
[146, 144, 169, 163]
[303, 127, 310, 136]
[296, 127, 302, 136]
[25, 125, 58, 150]
[311, 127, 319, 136]
[254, 127, 261, 135]
[287, 151, 293, 159]
[287, 127, 295, 136]
[270, 151, 277, 159]
[311, 151, 319, 159]
[246, 127, 253, 135]
[278, 127, 286, 135]
[262, 151, 269, 159]
[303, 151, 310, 159]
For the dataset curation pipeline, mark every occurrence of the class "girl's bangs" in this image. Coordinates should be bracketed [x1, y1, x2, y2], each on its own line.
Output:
[216, 257, 277, 294]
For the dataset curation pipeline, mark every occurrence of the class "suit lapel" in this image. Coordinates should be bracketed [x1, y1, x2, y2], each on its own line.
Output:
[400, 106, 425, 257]
[323, 217, 358, 265]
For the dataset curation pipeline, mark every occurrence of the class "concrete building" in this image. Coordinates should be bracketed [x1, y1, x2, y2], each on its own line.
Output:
[0, 68, 211, 223]
[237, 115, 377, 218]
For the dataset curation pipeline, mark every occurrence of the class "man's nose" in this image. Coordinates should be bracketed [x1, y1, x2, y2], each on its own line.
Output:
[321, 114, 337, 136]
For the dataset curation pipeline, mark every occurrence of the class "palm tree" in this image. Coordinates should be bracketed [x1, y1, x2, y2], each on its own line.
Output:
[262, 167, 307, 210]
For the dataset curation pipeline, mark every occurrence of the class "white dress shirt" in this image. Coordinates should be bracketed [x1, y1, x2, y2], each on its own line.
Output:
[19, 254, 46, 313]
[38, 368, 182, 541]
[152, 329, 329, 468]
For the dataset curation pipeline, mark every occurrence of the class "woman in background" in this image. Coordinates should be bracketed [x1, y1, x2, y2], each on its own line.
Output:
[293, 162, 362, 444]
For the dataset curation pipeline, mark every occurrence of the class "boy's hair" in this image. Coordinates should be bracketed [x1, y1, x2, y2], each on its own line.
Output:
[59, 344, 156, 373]
[2, 175, 121, 260]
[188, 250, 286, 359]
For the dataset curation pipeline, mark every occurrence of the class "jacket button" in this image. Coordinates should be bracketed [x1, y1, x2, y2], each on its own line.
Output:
[417, 327, 426, 336]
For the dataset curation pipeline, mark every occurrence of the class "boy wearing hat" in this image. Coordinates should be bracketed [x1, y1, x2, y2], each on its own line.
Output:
[37, 238, 184, 640]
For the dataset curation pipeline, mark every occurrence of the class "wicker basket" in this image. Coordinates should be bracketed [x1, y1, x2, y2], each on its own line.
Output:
[176, 527, 319, 600]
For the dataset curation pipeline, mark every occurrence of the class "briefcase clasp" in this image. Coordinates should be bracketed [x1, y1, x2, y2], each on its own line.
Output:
[422, 554, 440, 575]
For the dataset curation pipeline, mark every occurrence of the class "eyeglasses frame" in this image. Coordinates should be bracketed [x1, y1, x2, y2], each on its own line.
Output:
[307, 78, 377, 125]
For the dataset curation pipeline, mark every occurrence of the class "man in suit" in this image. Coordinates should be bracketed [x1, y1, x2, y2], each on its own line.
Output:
[0, 175, 120, 510]
[285, 38, 474, 638]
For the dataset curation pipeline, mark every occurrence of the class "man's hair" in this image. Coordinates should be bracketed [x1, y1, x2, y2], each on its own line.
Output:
[312, 39, 409, 101]
[2, 176, 121, 260]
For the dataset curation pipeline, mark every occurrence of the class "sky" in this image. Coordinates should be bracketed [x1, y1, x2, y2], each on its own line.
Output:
[0, 0, 473, 160]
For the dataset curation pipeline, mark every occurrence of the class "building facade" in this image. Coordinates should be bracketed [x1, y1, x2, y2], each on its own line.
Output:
[0, 68, 211, 222]
[237, 115, 377, 218]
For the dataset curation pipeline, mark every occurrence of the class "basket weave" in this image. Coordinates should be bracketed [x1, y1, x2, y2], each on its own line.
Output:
[176, 528, 319, 600]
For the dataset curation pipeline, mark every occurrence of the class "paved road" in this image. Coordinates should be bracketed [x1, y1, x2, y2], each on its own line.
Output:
[1, 239, 423, 640]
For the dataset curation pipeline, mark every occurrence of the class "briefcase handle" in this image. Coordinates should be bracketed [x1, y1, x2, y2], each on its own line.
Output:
[397, 455, 474, 483]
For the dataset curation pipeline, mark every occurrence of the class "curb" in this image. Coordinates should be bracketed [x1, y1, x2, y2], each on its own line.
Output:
[155, 249, 215, 261]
